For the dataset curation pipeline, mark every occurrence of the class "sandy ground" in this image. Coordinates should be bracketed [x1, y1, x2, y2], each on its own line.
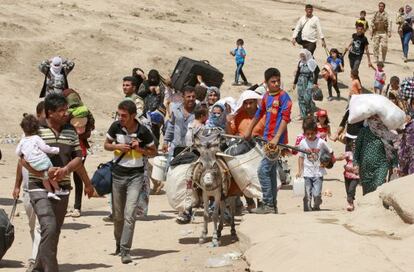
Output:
[0, 0, 413, 271]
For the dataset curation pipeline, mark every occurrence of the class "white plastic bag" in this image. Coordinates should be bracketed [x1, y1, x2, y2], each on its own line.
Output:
[293, 177, 305, 197]
[165, 163, 193, 212]
[348, 94, 406, 130]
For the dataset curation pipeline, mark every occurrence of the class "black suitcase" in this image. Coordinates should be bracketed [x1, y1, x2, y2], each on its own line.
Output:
[0, 200, 16, 261]
[171, 57, 224, 91]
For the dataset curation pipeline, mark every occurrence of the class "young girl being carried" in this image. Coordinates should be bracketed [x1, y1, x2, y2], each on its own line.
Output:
[322, 48, 344, 101]
[16, 114, 63, 200]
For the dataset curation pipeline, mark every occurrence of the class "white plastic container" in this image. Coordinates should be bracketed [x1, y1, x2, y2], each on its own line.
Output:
[151, 156, 168, 182]
[293, 177, 305, 197]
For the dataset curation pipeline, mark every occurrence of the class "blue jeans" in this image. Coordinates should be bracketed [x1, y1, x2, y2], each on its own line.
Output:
[258, 158, 278, 207]
[235, 62, 247, 83]
[112, 169, 145, 252]
[303, 177, 323, 211]
[401, 31, 412, 58]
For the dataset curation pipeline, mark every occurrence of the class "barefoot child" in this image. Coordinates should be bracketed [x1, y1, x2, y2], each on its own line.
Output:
[296, 116, 333, 211]
[370, 62, 386, 95]
[316, 109, 331, 141]
[349, 69, 362, 97]
[336, 141, 360, 212]
[16, 114, 61, 200]
[230, 39, 248, 86]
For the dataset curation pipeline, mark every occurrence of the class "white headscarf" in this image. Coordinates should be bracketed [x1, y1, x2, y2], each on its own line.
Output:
[218, 97, 237, 113]
[299, 49, 318, 72]
[234, 90, 262, 113]
[50, 56, 63, 76]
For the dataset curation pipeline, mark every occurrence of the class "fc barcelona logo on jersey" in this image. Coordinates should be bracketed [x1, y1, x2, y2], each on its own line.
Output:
[272, 100, 279, 107]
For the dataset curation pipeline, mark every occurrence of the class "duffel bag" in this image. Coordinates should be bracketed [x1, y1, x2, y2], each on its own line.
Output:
[91, 153, 126, 196]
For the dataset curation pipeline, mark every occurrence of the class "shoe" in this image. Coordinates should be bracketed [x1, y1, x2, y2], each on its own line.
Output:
[231, 82, 241, 86]
[121, 252, 132, 264]
[246, 203, 256, 213]
[71, 209, 81, 218]
[251, 204, 274, 214]
[242, 81, 250, 86]
[47, 192, 61, 201]
[65, 209, 73, 217]
[176, 212, 191, 224]
[102, 214, 113, 223]
[337, 93, 341, 99]
[312, 206, 321, 211]
[327, 96, 334, 101]
[404, 57, 408, 63]
[114, 244, 120, 256]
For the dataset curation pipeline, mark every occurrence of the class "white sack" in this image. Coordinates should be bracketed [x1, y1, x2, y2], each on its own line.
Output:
[348, 94, 406, 130]
[224, 146, 263, 199]
[166, 163, 193, 212]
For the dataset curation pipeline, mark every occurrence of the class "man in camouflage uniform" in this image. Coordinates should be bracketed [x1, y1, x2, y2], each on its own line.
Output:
[371, 2, 392, 63]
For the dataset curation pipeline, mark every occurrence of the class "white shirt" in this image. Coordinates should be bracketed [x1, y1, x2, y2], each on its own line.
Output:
[292, 15, 325, 43]
[16, 135, 60, 165]
[299, 137, 332, 178]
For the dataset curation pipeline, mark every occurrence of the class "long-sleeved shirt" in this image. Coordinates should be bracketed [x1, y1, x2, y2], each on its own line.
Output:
[292, 15, 324, 43]
[371, 11, 391, 34]
[293, 63, 320, 85]
[164, 104, 195, 147]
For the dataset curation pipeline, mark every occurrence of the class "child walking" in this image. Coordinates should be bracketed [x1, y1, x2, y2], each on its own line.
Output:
[349, 69, 362, 97]
[325, 49, 344, 100]
[297, 116, 333, 211]
[230, 38, 248, 86]
[355, 10, 369, 31]
[316, 109, 331, 141]
[16, 114, 62, 200]
[370, 62, 386, 95]
[336, 141, 360, 211]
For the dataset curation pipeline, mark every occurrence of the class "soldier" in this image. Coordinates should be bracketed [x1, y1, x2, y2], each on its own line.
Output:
[371, 2, 392, 63]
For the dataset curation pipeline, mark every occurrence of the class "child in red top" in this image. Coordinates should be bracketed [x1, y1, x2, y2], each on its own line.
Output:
[316, 109, 331, 141]
[336, 140, 360, 212]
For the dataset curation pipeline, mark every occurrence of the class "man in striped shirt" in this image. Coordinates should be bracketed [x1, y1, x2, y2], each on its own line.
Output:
[21, 94, 84, 272]
[245, 68, 292, 214]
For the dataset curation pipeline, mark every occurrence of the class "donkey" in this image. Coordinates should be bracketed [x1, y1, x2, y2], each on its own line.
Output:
[191, 127, 236, 247]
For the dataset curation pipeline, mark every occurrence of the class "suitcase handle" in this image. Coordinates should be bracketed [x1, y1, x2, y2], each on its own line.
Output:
[6, 199, 18, 229]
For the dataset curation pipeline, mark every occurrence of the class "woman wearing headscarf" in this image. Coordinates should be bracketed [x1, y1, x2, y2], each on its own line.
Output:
[206, 87, 221, 110]
[38, 56, 75, 97]
[397, 5, 414, 62]
[388, 93, 414, 177]
[293, 49, 320, 120]
[354, 115, 399, 195]
[206, 102, 227, 129]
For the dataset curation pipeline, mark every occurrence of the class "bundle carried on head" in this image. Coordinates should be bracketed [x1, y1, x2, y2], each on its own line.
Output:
[348, 94, 406, 130]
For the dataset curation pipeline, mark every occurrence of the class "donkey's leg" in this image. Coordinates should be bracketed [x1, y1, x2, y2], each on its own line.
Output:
[229, 196, 237, 239]
[217, 199, 225, 239]
[199, 192, 209, 244]
[211, 190, 221, 247]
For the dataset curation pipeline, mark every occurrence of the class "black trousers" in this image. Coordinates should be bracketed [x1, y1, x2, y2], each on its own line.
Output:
[73, 157, 86, 210]
[327, 77, 340, 97]
[345, 178, 359, 203]
[302, 41, 317, 55]
[348, 54, 362, 71]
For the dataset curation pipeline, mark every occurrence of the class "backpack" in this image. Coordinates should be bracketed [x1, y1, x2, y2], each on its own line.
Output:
[39, 69, 68, 98]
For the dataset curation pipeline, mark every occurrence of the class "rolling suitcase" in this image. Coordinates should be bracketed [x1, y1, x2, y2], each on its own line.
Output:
[0, 199, 17, 261]
[171, 57, 223, 91]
